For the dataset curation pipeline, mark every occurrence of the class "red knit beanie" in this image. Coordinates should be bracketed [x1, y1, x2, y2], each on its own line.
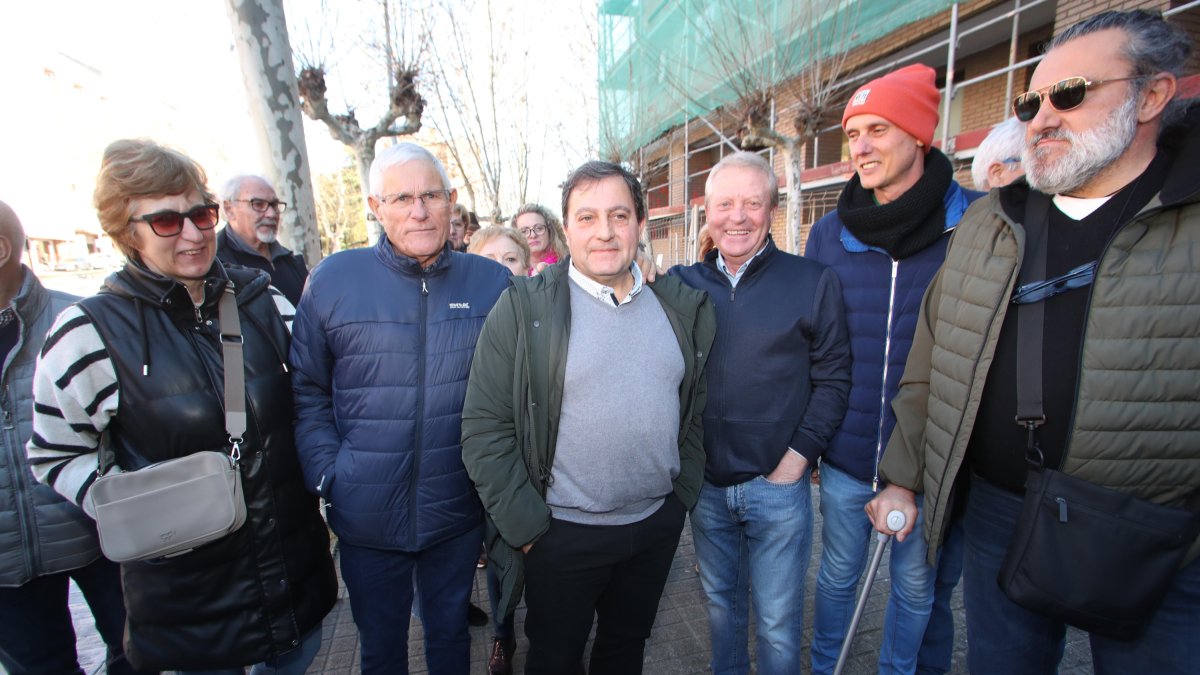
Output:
[842, 64, 941, 151]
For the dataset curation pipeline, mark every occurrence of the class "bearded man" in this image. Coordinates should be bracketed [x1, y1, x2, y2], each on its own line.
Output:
[867, 10, 1200, 674]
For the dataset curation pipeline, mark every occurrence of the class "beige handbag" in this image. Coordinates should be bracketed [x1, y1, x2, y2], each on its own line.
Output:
[91, 285, 250, 563]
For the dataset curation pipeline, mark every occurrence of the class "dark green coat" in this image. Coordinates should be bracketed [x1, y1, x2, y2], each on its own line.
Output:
[461, 261, 715, 617]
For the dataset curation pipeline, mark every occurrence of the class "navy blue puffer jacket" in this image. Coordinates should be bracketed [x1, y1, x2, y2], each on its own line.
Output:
[291, 237, 511, 551]
[804, 181, 982, 485]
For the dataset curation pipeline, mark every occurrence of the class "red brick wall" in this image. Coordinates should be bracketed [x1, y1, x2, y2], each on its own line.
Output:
[1055, 0, 1167, 33]
[957, 26, 1054, 134]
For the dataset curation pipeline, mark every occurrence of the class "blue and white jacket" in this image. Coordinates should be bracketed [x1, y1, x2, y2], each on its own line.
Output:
[291, 237, 511, 552]
[805, 181, 983, 486]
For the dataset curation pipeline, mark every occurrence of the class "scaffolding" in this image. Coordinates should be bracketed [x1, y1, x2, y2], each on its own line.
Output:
[604, 0, 1200, 267]
[598, 0, 961, 159]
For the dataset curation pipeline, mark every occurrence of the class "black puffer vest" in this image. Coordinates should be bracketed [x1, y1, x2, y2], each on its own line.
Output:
[78, 261, 336, 671]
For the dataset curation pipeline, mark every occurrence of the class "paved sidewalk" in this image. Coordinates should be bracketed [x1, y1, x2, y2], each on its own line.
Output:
[73, 491, 1096, 674]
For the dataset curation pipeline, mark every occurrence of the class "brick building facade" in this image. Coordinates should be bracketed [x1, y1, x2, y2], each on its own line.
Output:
[608, 0, 1200, 267]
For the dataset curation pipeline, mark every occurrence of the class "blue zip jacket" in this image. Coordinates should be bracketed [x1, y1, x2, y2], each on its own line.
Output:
[805, 180, 983, 485]
[290, 237, 511, 552]
[670, 238, 851, 487]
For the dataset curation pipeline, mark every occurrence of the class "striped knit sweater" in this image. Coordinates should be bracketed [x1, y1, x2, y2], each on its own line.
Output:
[26, 288, 294, 517]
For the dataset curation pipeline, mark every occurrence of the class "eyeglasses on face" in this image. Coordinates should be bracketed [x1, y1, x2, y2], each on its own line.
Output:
[377, 190, 452, 211]
[235, 198, 287, 213]
[518, 224, 547, 237]
[1011, 75, 1141, 122]
[129, 204, 220, 237]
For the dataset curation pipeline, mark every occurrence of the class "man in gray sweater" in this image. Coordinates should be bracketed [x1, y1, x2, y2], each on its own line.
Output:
[462, 161, 715, 675]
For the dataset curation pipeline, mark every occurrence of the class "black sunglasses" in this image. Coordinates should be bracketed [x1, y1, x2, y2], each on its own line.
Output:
[1011, 260, 1097, 305]
[130, 204, 220, 237]
[1011, 76, 1141, 122]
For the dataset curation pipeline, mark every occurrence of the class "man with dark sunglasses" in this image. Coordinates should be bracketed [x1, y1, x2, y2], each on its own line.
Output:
[217, 175, 308, 306]
[867, 10, 1199, 674]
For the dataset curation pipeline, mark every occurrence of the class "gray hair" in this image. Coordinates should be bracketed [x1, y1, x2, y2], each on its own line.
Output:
[971, 117, 1026, 191]
[219, 174, 273, 203]
[369, 143, 452, 196]
[1051, 10, 1192, 80]
[1051, 10, 1193, 132]
[704, 151, 779, 208]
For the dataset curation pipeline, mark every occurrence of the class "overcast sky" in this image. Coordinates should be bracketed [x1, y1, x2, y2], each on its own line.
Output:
[0, 0, 597, 237]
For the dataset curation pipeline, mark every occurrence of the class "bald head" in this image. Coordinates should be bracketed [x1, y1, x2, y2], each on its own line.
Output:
[0, 200, 27, 268]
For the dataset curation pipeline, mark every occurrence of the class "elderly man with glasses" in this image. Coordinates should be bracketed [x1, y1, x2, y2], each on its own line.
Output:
[290, 143, 511, 674]
[970, 117, 1027, 191]
[867, 10, 1200, 674]
[217, 174, 309, 305]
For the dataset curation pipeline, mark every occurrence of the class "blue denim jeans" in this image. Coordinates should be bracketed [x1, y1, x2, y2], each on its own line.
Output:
[173, 624, 322, 675]
[811, 462, 962, 675]
[339, 523, 483, 675]
[964, 474, 1200, 675]
[691, 475, 813, 675]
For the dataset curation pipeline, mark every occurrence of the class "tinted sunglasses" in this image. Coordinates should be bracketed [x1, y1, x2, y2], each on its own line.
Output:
[130, 204, 220, 237]
[1011, 76, 1141, 122]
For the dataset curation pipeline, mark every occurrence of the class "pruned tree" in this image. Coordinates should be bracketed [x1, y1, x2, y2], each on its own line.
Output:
[424, 0, 533, 224]
[292, 0, 429, 242]
[226, 0, 323, 264]
[661, 0, 862, 253]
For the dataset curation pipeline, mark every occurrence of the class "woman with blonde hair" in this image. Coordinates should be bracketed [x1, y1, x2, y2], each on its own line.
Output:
[468, 226, 531, 278]
[510, 203, 566, 274]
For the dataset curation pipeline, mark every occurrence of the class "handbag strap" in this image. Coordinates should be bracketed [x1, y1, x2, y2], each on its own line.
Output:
[218, 285, 246, 461]
[1015, 192, 1051, 467]
[94, 285, 248, 477]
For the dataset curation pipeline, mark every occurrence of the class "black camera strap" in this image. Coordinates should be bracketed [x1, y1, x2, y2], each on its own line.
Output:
[1015, 191, 1051, 467]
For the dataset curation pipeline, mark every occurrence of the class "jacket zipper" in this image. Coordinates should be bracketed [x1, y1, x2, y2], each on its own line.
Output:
[5, 314, 37, 578]
[411, 273, 429, 545]
[5, 380, 36, 577]
[872, 258, 900, 492]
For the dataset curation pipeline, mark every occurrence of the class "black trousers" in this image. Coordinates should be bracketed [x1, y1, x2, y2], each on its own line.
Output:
[523, 494, 686, 675]
[0, 556, 143, 675]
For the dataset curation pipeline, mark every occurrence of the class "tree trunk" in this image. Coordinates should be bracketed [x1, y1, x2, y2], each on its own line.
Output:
[355, 138, 383, 244]
[225, 0, 323, 266]
[781, 138, 803, 254]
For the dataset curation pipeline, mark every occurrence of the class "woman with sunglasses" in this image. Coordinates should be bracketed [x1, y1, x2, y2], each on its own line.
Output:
[26, 139, 337, 674]
[511, 203, 567, 274]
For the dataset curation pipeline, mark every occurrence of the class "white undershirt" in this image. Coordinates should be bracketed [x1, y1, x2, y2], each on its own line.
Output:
[1052, 193, 1115, 221]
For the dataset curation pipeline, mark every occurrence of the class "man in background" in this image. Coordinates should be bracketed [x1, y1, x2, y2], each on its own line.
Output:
[0, 200, 140, 675]
[218, 174, 309, 306]
[971, 117, 1026, 191]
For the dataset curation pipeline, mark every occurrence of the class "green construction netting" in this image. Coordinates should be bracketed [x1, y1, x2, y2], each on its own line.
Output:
[599, 0, 958, 157]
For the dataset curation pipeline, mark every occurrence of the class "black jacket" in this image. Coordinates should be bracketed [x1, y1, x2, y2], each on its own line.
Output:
[216, 226, 309, 306]
[78, 261, 336, 671]
[670, 238, 852, 486]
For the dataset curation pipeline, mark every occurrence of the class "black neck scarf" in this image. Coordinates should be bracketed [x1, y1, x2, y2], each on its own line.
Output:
[837, 147, 954, 260]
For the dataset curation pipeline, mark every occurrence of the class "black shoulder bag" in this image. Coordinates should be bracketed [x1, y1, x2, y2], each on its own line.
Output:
[997, 191, 1200, 641]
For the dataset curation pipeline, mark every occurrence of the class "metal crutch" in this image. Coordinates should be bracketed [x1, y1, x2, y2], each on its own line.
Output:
[833, 510, 907, 675]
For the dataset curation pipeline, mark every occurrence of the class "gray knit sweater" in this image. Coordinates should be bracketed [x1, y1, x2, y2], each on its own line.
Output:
[546, 280, 685, 525]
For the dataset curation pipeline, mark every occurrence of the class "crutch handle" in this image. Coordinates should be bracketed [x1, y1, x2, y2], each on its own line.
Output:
[876, 510, 907, 542]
